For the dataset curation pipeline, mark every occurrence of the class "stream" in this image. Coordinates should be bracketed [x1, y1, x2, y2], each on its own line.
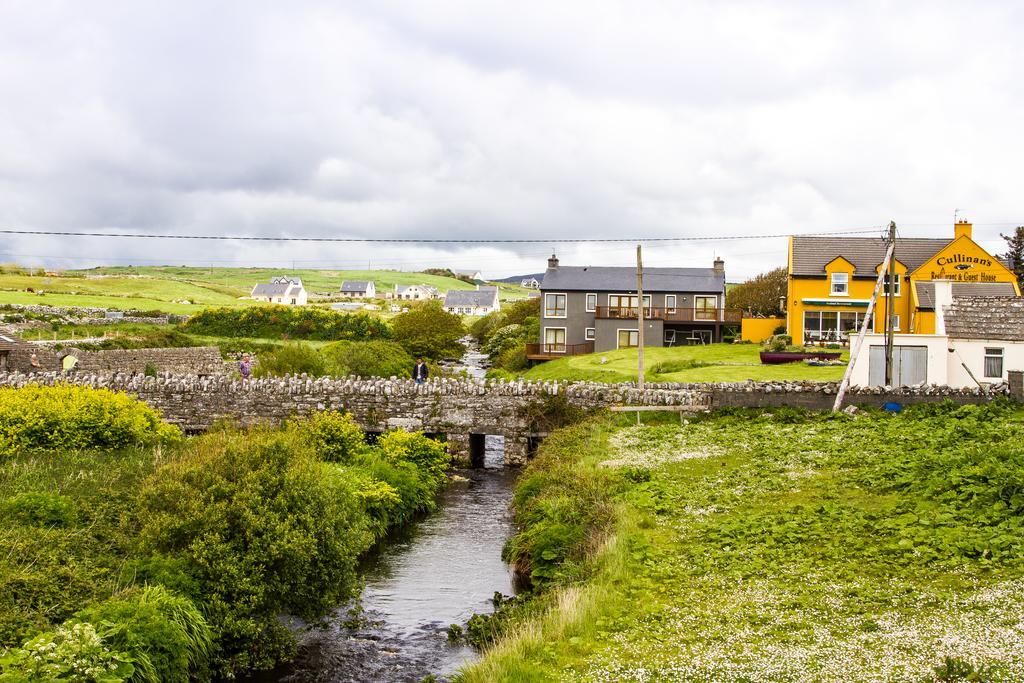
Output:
[250, 342, 517, 682]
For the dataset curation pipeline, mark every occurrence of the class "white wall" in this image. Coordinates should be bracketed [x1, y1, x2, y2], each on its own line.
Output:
[850, 333, 1024, 388]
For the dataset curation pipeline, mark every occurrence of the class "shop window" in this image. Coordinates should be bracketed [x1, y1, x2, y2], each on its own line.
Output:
[984, 347, 1004, 378]
[804, 310, 870, 342]
[830, 272, 849, 296]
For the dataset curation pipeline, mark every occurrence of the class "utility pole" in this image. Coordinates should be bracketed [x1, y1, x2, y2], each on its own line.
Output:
[884, 221, 897, 386]
[636, 244, 645, 391]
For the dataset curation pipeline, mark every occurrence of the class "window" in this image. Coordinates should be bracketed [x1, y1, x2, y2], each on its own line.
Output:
[984, 347, 1004, 378]
[543, 327, 566, 352]
[804, 310, 871, 341]
[544, 293, 567, 318]
[291, 298, 297, 305]
[694, 295, 717, 320]
[585, 327, 595, 340]
[882, 274, 901, 296]
[585, 293, 597, 312]
[607, 294, 651, 317]
[665, 295, 677, 313]
[664, 329, 676, 344]
[830, 272, 849, 296]
[617, 329, 639, 348]
[891, 314, 900, 331]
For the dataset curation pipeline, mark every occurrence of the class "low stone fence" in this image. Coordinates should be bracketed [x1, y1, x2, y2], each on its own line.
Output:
[6, 346, 224, 376]
[0, 303, 180, 325]
[0, 372, 1013, 464]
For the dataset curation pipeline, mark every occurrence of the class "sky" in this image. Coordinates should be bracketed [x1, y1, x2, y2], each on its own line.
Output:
[0, 0, 1022, 280]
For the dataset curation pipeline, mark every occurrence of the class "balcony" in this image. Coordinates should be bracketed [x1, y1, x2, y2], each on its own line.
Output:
[594, 306, 742, 323]
[525, 341, 595, 361]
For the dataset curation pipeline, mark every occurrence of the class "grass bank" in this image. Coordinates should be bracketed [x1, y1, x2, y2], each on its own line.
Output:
[521, 344, 848, 383]
[459, 401, 1024, 682]
[0, 387, 450, 680]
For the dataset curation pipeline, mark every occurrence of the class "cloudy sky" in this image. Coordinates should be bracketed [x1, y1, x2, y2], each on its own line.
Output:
[1, 0, 1022, 280]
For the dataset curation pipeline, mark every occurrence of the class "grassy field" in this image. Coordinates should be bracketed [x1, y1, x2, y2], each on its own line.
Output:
[522, 344, 848, 383]
[459, 403, 1024, 682]
[0, 266, 530, 314]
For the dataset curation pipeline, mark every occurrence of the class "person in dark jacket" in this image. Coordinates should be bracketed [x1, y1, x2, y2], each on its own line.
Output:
[412, 358, 429, 384]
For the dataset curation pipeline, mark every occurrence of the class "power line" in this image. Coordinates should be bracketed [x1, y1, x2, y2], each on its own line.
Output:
[0, 227, 884, 243]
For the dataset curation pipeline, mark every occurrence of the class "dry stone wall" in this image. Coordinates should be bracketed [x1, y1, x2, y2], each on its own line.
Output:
[0, 372, 1012, 464]
[7, 346, 224, 376]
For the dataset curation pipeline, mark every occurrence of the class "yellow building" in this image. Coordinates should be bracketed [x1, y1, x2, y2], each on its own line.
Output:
[786, 221, 1020, 343]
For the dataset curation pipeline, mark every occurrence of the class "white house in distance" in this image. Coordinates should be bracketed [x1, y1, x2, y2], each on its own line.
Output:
[251, 276, 307, 305]
[453, 269, 483, 282]
[444, 286, 501, 316]
[849, 280, 1023, 388]
[394, 284, 440, 300]
[521, 277, 541, 289]
[341, 280, 376, 298]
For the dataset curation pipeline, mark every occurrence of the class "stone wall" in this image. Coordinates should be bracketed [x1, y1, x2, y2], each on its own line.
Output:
[7, 346, 224, 376]
[1010, 371, 1023, 402]
[0, 372, 1011, 465]
[0, 373, 709, 465]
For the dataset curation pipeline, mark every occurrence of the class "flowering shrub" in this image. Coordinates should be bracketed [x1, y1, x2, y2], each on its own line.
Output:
[0, 385, 180, 459]
[289, 410, 367, 464]
[0, 622, 135, 682]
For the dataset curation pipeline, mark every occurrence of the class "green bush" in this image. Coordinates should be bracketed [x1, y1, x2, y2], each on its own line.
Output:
[323, 340, 414, 378]
[376, 430, 450, 488]
[349, 452, 441, 524]
[288, 411, 368, 464]
[136, 428, 371, 676]
[253, 343, 328, 377]
[182, 305, 390, 342]
[76, 585, 212, 683]
[494, 345, 528, 372]
[2, 492, 77, 527]
[0, 622, 136, 682]
[0, 385, 181, 459]
[390, 301, 466, 360]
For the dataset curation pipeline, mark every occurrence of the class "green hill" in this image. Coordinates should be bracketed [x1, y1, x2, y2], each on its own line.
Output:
[0, 266, 527, 314]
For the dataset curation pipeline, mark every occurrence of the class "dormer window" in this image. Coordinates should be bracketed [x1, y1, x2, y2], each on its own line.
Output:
[830, 272, 849, 296]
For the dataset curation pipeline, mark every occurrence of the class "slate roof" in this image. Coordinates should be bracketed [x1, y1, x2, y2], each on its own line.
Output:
[914, 281, 1018, 309]
[541, 266, 724, 293]
[252, 276, 303, 298]
[341, 280, 372, 292]
[444, 289, 498, 307]
[790, 236, 951, 277]
[395, 284, 439, 295]
[943, 296, 1024, 341]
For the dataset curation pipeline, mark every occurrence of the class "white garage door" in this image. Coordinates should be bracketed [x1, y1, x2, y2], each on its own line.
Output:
[868, 345, 928, 387]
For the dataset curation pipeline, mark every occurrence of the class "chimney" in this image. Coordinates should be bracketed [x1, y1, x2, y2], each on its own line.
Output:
[933, 279, 953, 335]
[954, 219, 972, 240]
[713, 257, 725, 275]
[547, 254, 559, 269]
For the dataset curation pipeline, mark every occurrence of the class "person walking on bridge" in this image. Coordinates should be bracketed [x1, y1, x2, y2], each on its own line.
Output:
[412, 358, 429, 384]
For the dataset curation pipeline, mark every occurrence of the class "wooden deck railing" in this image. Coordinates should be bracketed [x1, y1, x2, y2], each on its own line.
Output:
[594, 306, 742, 323]
[525, 342, 595, 359]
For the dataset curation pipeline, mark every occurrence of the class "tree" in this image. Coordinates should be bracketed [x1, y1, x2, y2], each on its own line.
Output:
[726, 267, 787, 317]
[998, 226, 1024, 287]
[390, 301, 466, 360]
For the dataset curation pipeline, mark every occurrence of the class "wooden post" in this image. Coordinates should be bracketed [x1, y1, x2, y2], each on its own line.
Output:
[884, 221, 897, 386]
[833, 237, 895, 412]
[636, 245, 645, 391]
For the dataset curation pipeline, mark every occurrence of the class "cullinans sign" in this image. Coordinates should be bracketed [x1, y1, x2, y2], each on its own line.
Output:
[930, 253, 999, 282]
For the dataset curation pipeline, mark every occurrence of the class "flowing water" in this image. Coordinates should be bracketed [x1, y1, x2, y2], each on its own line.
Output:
[251, 441, 517, 682]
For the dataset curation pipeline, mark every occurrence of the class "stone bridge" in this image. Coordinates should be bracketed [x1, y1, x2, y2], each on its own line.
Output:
[0, 371, 1012, 465]
[0, 372, 709, 465]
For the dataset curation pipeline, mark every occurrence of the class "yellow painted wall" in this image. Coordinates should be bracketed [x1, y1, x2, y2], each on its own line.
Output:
[914, 310, 936, 334]
[741, 317, 786, 342]
[910, 235, 1021, 291]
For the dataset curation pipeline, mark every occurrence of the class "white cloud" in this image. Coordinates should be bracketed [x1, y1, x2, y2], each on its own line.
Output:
[0, 0, 1021, 280]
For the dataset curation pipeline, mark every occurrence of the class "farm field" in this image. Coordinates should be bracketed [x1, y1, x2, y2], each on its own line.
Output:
[459, 402, 1024, 682]
[0, 266, 530, 315]
[522, 344, 848, 383]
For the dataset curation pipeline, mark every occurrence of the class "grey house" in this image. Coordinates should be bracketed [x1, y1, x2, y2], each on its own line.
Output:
[529, 255, 737, 359]
[341, 280, 376, 298]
